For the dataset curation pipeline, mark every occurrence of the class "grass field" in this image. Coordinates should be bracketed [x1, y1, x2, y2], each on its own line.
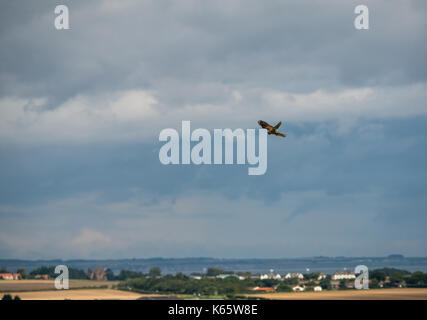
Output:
[0, 279, 118, 292]
[246, 288, 427, 300]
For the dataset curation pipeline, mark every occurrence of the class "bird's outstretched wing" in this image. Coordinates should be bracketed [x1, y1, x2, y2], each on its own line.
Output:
[276, 132, 286, 138]
[274, 122, 282, 129]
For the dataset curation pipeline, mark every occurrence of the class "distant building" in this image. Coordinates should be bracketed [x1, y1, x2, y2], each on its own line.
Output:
[88, 268, 107, 281]
[0, 273, 20, 280]
[317, 273, 327, 280]
[260, 271, 282, 280]
[313, 286, 323, 292]
[332, 271, 356, 280]
[215, 274, 245, 280]
[216, 274, 236, 279]
[285, 273, 304, 280]
[292, 285, 305, 292]
[190, 275, 202, 280]
[34, 274, 49, 280]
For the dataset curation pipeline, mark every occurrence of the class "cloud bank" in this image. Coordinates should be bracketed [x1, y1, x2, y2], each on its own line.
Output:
[0, 0, 426, 258]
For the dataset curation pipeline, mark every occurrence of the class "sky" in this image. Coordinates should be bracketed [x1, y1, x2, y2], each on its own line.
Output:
[0, 0, 426, 259]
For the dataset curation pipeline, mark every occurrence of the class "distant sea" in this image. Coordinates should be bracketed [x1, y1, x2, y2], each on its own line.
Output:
[2, 256, 427, 275]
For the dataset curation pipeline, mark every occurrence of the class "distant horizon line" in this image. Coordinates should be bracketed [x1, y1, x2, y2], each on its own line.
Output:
[1, 254, 422, 262]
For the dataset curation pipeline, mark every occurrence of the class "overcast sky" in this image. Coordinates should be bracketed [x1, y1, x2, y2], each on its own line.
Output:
[0, 0, 426, 259]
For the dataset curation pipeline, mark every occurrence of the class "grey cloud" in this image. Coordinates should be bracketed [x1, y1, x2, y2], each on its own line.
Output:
[0, 0, 426, 259]
[0, 186, 413, 259]
[1, 0, 426, 105]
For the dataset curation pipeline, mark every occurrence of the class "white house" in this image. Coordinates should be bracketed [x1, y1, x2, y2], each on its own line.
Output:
[313, 286, 323, 292]
[216, 274, 235, 279]
[317, 273, 327, 280]
[331, 271, 356, 280]
[292, 285, 305, 292]
[285, 273, 304, 280]
[260, 273, 282, 280]
[214, 274, 245, 280]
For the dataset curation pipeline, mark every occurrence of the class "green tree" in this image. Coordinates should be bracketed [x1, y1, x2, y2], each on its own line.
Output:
[117, 269, 145, 280]
[30, 266, 88, 279]
[282, 278, 298, 285]
[175, 272, 187, 280]
[374, 268, 409, 276]
[14, 295, 21, 300]
[149, 267, 161, 277]
[17, 268, 27, 279]
[29, 266, 55, 277]
[320, 278, 331, 290]
[261, 279, 279, 287]
[105, 268, 116, 281]
[68, 268, 88, 279]
[339, 280, 348, 290]
[206, 268, 224, 277]
[370, 279, 379, 288]
[305, 272, 321, 281]
[407, 271, 427, 288]
[2, 294, 13, 301]
[371, 270, 386, 282]
[389, 273, 404, 286]
[277, 283, 292, 292]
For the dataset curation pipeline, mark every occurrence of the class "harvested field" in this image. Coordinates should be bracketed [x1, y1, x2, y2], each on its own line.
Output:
[0, 279, 118, 292]
[3, 289, 162, 300]
[246, 288, 427, 300]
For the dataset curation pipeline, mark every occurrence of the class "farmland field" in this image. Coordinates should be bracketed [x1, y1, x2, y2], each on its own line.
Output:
[3, 289, 158, 300]
[2, 282, 427, 300]
[0, 279, 118, 292]
[246, 288, 427, 300]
